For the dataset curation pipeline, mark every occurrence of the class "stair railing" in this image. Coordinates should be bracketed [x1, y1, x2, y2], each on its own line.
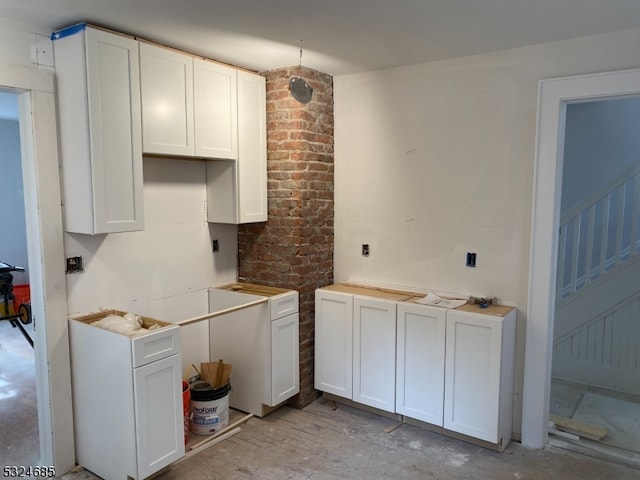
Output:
[557, 163, 640, 303]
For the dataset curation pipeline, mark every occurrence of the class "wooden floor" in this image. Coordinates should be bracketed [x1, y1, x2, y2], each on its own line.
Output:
[61, 398, 639, 480]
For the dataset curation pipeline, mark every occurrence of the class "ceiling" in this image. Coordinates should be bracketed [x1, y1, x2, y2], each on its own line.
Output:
[1, 0, 640, 79]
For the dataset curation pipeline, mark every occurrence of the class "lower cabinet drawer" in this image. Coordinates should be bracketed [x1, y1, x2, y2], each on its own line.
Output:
[132, 325, 181, 368]
[270, 291, 299, 320]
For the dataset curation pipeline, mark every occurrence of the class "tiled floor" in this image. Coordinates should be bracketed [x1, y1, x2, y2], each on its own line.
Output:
[0, 317, 38, 467]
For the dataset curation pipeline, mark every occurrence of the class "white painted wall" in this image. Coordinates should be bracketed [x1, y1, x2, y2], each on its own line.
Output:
[0, 17, 53, 68]
[65, 157, 239, 370]
[334, 27, 640, 438]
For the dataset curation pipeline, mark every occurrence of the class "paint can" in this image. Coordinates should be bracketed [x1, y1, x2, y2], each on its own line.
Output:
[189, 381, 231, 435]
[182, 381, 190, 444]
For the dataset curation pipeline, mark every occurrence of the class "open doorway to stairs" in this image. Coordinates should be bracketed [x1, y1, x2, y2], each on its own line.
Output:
[549, 96, 640, 467]
[523, 67, 640, 460]
[0, 89, 38, 466]
[0, 64, 74, 473]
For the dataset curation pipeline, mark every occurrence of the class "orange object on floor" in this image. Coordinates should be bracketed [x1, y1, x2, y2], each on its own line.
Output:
[12, 284, 30, 309]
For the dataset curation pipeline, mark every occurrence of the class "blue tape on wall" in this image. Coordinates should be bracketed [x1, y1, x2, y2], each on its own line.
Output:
[51, 22, 86, 41]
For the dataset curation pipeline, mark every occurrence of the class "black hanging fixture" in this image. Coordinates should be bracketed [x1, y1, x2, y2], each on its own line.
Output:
[289, 40, 313, 104]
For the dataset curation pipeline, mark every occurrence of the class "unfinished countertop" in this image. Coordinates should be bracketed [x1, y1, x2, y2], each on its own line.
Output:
[216, 282, 294, 297]
[321, 282, 515, 317]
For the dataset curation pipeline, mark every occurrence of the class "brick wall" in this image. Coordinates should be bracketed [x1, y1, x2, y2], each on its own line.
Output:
[238, 65, 334, 408]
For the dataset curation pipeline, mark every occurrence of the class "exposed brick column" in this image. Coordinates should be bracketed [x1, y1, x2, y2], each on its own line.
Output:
[238, 65, 334, 408]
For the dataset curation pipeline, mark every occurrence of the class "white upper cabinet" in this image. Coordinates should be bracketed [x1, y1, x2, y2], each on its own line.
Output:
[194, 58, 238, 159]
[139, 43, 194, 156]
[139, 42, 239, 160]
[206, 70, 267, 223]
[140, 41, 266, 223]
[53, 24, 144, 234]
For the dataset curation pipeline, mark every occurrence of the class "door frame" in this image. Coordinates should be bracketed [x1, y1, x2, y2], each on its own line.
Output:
[522, 67, 640, 448]
[1, 63, 74, 472]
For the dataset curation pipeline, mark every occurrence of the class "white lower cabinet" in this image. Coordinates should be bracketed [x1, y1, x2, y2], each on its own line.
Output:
[69, 313, 184, 479]
[315, 284, 516, 450]
[353, 296, 396, 412]
[443, 308, 516, 449]
[314, 289, 353, 398]
[271, 312, 300, 405]
[133, 355, 185, 479]
[208, 286, 299, 416]
[395, 303, 446, 425]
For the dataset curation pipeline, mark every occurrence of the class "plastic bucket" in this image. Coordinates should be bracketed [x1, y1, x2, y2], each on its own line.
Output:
[182, 381, 190, 444]
[189, 381, 231, 436]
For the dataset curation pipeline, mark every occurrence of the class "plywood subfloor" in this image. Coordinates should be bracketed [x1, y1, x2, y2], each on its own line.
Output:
[61, 398, 639, 480]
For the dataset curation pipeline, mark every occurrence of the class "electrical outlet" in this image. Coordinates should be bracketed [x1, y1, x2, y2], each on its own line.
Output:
[466, 252, 477, 267]
[66, 256, 83, 273]
[362, 244, 370, 257]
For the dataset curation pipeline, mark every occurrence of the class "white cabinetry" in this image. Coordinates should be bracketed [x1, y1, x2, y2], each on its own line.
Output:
[194, 58, 238, 159]
[209, 285, 299, 416]
[315, 284, 516, 450]
[443, 307, 516, 450]
[68, 311, 184, 479]
[139, 42, 239, 160]
[353, 296, 396, 412]
[314, 289, 353, 398]
[206, 70, 267, 223]
[52, 24, 144, 234]
[139, 41, 266, 223]
[270, 297, 300, 405]
[314, 286, 402, 413]
[139, 43, 194, 156]
[395, 303, 446, 425]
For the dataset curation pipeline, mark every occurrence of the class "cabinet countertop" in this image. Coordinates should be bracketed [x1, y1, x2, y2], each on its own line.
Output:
[320, 283, 515, 317]
[216, 282, 296, 297]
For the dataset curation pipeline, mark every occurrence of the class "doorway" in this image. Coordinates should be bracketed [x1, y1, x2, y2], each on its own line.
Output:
[0, 89, 38, 466]
[0, 64, 74, 473]
[549, 96, 640, 465]
[523, 68, 640, 453]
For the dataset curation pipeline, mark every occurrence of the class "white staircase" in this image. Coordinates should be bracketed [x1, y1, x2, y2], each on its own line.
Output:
[553, 164, 640, 394]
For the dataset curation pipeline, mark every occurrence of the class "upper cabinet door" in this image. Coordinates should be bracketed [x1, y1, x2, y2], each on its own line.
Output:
[53, 24, 144, 234]
[194, 59, 238, 160]
[237, 70, 267, 223]
[139, 42, 194, 156]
